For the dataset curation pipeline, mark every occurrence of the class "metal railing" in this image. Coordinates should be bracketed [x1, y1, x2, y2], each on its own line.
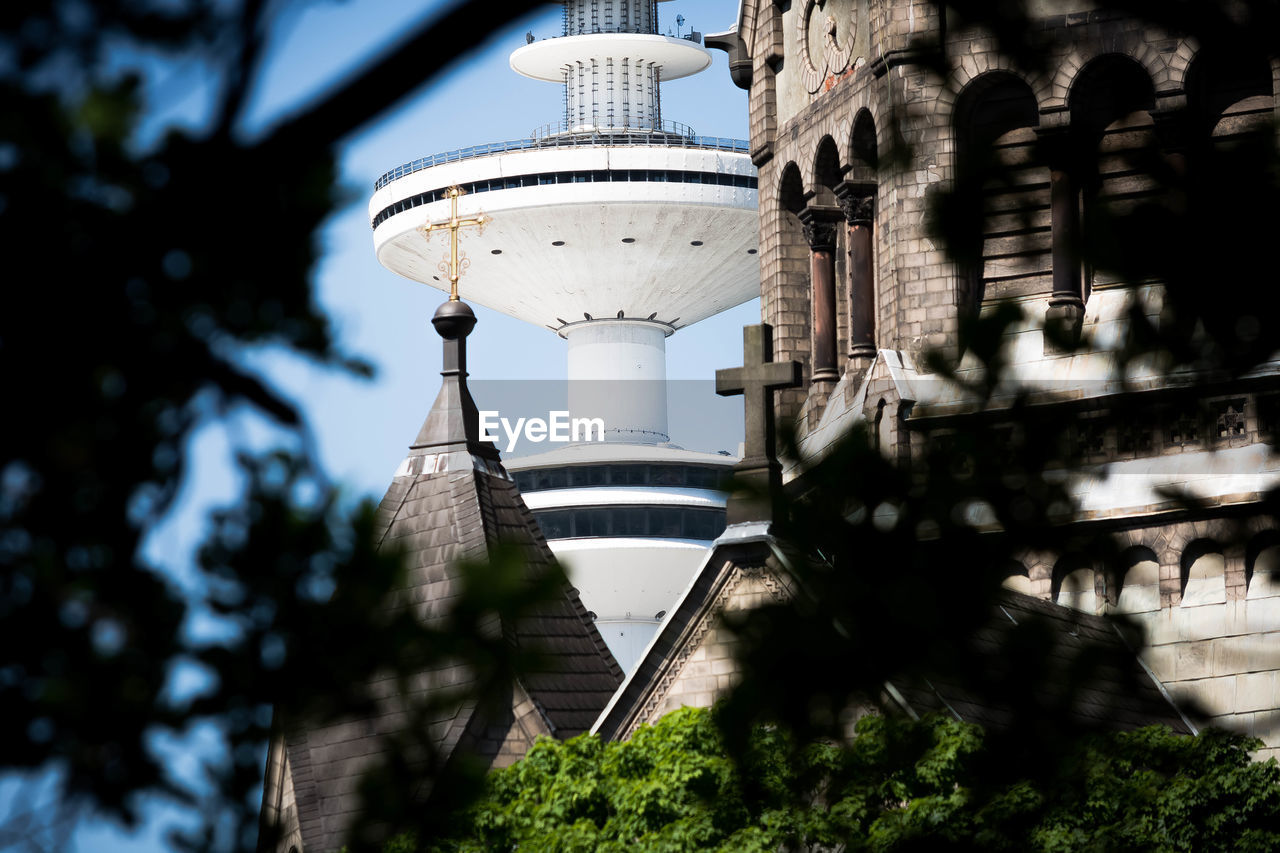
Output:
[530, 118, 695, 141]
[374, 125, 749, 191]
[554, 24, 701, 40]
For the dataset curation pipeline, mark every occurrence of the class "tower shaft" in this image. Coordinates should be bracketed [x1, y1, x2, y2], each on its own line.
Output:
[563, 0, 658, 36]
[564, 56, 662, 133]
[564, 320, 669, 443]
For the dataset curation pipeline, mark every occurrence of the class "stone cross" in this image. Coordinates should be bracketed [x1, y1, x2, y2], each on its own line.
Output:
[418, 186, 489, 301]
[716, 324, 802, 523]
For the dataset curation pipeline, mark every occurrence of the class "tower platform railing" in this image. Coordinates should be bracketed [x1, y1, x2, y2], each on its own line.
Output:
[549, 25, 701, 40]
[374, 124, 748, 191]
[531, 118, 699, 141]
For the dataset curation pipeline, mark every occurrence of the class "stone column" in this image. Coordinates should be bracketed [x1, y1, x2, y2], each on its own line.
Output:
[799, 209, 841, 386]
[1272, 56, 1280, 136]
[1039, 125, 1084, 352]
[1152, 102, 1189, 179]
[1152, 98, 1189, 238]
[1048, 168, 1082, 309]
[1225, 545, 1247, 602]
[838, 184, 876, 363]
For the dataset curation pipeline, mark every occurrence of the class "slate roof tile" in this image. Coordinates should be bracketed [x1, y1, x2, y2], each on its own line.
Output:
[887, 591, 1191, 735]
[282, 435, 621, 853]
[597, 542, 1193, 744]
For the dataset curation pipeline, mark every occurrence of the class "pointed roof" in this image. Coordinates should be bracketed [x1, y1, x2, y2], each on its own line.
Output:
[279, 301, 622, 852]
[593, 523, 777, 741]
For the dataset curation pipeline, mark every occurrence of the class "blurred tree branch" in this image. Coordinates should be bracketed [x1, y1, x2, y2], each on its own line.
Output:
[0, 1, 543, 850]
[7, 0, 1280, 850]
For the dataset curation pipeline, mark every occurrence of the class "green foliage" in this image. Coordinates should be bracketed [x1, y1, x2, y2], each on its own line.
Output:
[421, 708, 1280, 853]
[429, 707, 773, 852]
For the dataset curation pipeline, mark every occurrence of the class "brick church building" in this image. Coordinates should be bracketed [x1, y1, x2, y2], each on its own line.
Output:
[602, 0, 1278, 755]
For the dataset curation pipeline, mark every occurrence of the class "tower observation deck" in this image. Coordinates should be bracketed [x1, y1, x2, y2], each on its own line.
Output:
[370, 0, 757, 672]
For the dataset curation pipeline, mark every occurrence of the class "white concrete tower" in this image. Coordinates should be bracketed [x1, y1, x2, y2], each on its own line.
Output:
[370, 1, 756, 672]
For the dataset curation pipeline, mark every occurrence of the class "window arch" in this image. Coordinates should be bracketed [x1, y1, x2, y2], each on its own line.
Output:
[849, 108, 879, 182]
[1069, 55, 1157, 294]
[773, 162, 810, 410]
[812, 135, 842, 206]
[953, 72, 1047, 307]
[1001, 559, 1033, 595]
[1116, 545, 1161, 612]
[1053, 555, 1096, 613]
[872, 397, 887, 453]
[1180, 539, 1226, 607]
[778, 161, 806, 215]
[1246, 531, 1280, 601]
[1186, 50, 1274, 146]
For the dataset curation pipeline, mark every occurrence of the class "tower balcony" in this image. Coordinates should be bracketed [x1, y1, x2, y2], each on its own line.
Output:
[370, 143, 759, 331]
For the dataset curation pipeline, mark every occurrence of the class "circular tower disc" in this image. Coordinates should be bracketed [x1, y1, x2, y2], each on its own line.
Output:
[510, 33, 711, 82]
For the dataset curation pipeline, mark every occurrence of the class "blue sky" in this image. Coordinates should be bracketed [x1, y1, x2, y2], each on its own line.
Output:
[256, 0, 756, 496]
[120, 0, 755, 591]
[38, 1, 758, 850]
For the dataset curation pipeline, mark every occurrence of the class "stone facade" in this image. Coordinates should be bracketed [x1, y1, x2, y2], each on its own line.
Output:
[713, 0, 1280, 759]
[1004, 515, 1280, 761]
[641, 562, 789, 728]
[594, 535, 798, 741]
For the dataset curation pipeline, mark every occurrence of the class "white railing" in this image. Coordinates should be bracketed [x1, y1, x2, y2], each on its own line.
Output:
[374, 124, 749, 190]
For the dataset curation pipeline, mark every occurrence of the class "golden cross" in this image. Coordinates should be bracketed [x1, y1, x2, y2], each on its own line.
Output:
[417, 186, 489, 301]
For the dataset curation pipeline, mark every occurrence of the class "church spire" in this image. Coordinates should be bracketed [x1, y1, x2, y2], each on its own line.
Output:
[266, 298, 623, 853]
[409, 299, 499, 461]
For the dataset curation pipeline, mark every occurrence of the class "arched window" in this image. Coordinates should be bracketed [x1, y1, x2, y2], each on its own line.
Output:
[1180, 540, 1226, 607]
[1069, 55, 1157, 293]
[1247, 533, 1280, 601]
[1053, 557, 1096, 613]
[774, 162, 810, 414]
[953, 73, 1047, 306]
[1116, 546, 1161, 612]
[1187, 50, 1274, 149]
[1001, 560, 1033, 595]
[1173, 51, 1276, 364]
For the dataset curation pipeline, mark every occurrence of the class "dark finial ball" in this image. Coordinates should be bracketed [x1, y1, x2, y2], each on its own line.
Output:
[432, 300, 477, 340]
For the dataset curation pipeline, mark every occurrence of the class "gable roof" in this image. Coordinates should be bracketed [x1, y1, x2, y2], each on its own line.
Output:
[368, 447, 623, 737]
[593, 522, 777, 741]
[595, 523, 1193, 741]
[884, 591, 1195, 735]
[278, 302, 622, 852]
